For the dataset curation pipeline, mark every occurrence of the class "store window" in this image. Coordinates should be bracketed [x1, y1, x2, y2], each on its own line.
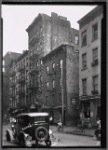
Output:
[83, 102, 90, 118]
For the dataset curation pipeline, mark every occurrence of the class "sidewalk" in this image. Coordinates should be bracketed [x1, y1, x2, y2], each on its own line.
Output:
[50, 125, 95, 137]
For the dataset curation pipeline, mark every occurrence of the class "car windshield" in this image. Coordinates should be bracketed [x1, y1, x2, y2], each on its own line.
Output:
[30, 116, 49, 124]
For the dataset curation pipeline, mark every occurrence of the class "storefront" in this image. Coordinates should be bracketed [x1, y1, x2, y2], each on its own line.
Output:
[42, 106, 66, 124]
[79, 95, 101, 127]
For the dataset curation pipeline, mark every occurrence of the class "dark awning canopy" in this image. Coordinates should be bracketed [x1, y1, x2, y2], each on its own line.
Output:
[42, 105, 66, 110]
[79, 95, 101, 101]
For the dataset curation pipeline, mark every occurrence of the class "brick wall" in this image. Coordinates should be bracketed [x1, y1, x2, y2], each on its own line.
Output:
[65, 45, 79, 126]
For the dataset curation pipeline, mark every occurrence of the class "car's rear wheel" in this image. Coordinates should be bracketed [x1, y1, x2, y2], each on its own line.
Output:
[6, 131, 11, 142]
[35, 126, 48, 142]
[45, 140, 51, 147]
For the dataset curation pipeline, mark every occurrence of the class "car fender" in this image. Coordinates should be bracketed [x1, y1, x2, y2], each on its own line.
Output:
[6, 129, 14, 141]
[20, 131, 32, 147]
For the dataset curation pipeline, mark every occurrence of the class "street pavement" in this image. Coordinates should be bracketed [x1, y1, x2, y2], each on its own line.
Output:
[50, 125, 95, 137]
[2, 123, 100, 147]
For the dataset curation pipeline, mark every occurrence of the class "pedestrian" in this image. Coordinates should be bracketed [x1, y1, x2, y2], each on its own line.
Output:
[81, 120, 85, 133]
[57, 121, 62, 132]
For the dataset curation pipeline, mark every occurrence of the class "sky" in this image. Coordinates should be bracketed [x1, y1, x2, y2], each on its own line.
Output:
[2, 4, 97, 56]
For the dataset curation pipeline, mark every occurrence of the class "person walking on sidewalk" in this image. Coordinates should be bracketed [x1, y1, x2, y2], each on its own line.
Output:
[57, 118, 63, 132]
[81, 120, 85, 133]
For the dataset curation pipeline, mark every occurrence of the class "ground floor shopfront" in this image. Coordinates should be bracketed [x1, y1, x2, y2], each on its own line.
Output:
[42, 105, 79, 126]
[79, 95, 101, 127]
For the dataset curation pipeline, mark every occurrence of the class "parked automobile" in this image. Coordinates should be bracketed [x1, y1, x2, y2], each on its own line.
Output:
[5, 112, 52, 147]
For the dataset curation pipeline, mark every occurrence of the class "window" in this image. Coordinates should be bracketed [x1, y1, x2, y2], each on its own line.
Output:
[92, 75, 98, 91]
[59, 77, 62, 87]
[52, 79, 55, 89]
[60, 59, 63, 69]
[82, 78, 87, 95]
[92, 23, 98, 41]
[83, 102, 90, 118]
[26, 57, 28, 67]
[69, 33, 72, 42]
[46, 66, 49, 74]
[46, 81, 49, 89]
[36, 61, 39, 67]
[40, 59, 43, 66]
[93, 48, 98, 61]
[52, 62, 56, 70]
[52, 94, 55, 105]
[92, 48, 98, 66]
[75, 35, 79, 44]
[46, 96, 48, 102]
[82, 53, 87, 69]
[40, 75, 42, 87]
[59, 93, 61, 102]
[40, 75, 42, 82]
[81, 30, 87, 46]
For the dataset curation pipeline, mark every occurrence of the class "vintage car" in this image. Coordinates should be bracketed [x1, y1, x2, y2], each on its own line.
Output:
[5, 112, 52, 147]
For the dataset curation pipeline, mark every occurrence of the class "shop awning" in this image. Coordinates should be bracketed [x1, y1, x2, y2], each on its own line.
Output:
[42, 105, 66, 110]
[53, 105, 66, 110]
[79, 95, 101, 101]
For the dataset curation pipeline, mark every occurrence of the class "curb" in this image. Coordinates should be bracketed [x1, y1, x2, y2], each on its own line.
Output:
[64, 131, 94, 137]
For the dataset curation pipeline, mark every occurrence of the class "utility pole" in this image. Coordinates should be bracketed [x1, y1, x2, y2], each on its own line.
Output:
[61, 60, 64, 129]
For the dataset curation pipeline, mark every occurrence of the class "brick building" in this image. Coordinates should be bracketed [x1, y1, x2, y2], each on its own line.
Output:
[9, 50, 28, 109]
[78, 5, 103, 126]
[26, 12, 79, 115]
[3, 51, 21, 120]
[42, 44, 79, 126]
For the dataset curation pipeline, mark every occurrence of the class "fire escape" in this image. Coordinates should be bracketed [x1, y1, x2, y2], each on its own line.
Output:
[17, 65, 26, 108]
[9, 70, 16, 109]
[27, 53, 39, 106]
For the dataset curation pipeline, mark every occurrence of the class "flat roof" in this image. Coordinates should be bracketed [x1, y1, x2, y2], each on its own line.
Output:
[17, 112, 49, 117]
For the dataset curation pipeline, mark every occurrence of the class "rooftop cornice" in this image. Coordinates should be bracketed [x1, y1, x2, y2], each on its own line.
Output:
[77, 5, 103, 28]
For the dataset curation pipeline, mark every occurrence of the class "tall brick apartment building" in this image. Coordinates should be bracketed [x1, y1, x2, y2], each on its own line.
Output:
[42, 45, 79, 126]
[9, 50, 28, 109]
[3, 52, 21, 120]
[78, 5, 103, 126]
[26, 13, 79, 116]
